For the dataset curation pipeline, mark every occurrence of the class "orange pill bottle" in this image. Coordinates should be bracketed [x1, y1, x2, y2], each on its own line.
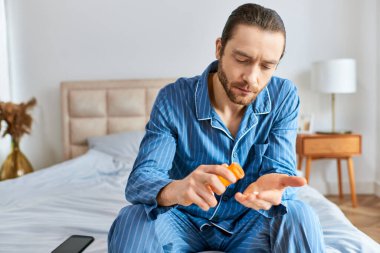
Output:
[218, 162, 245, 186]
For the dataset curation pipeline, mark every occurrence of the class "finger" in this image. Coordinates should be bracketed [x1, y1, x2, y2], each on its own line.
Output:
[206, 174, 227, 195]
[209, 183, 226, 195]
[189, 190, 211, 211]
[245, 193, 273, 210]
[207, 185, 216, 195]
[204, 165, 237, 184]
[280, 176, 306, 188]
[250, 198, 272, 210]
[235, 192, 258, 204]
[195, 186, 218, 208]
[235, 192, 272, 210]
[235, 192, 249, 204]
[257, 190, 282, 206]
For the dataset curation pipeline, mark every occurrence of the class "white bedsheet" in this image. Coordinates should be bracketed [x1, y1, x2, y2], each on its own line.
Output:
[0, 150, 379, 253]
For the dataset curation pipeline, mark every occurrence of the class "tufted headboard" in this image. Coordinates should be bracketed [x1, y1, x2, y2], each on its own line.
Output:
[61, 79, 175, 160]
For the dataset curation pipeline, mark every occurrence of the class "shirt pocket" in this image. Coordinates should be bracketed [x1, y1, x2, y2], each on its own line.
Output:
[252, 143, 269, 160]
[251, 143, 270, 174]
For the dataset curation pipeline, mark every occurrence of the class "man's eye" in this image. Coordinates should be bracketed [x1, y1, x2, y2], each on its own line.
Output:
[236, 58, 249, 64]
[262, 65, 272, 70]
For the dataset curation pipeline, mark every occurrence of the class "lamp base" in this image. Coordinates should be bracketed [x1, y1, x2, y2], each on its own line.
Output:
[315, 130, 352, 135]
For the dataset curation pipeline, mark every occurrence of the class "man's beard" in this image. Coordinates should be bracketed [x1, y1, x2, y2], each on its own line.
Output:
[217, 60, 258, 106]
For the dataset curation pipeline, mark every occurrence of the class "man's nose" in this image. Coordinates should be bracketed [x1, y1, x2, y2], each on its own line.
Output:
[242, 65, 259, 87]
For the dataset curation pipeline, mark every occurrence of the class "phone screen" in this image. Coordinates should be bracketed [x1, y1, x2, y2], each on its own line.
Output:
[52, 235, 94, 253]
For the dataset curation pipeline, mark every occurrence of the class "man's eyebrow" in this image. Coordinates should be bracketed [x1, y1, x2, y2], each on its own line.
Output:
[232, 49, 278, 65]
[232, 49, 252, 59]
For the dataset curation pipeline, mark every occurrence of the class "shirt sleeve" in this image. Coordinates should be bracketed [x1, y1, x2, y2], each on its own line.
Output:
[125, 88, 177, 220]
[257, 80, 300, 218]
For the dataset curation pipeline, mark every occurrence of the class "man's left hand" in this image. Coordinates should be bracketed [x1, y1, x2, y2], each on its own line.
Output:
[235, 173, 306, 210]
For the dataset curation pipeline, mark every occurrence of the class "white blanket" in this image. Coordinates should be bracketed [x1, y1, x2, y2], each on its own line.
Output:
[0, 150, 379, 252]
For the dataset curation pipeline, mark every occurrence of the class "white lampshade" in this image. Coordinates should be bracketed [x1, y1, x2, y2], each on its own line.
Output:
[311, 58, 357, 93]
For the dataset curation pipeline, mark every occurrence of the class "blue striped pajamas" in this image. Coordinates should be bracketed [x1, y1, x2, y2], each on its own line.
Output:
[108, 61, 325, 252]
[108, 200, 324, 252]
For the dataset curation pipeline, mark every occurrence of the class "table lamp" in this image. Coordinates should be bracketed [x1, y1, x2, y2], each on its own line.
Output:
[311, 58, 357, 134]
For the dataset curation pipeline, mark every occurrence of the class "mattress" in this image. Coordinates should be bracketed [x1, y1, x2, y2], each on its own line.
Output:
[0, 149, 379, 252]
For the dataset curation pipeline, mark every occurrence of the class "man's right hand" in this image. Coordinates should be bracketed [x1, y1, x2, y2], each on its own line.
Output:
[157, 164, 237, 211]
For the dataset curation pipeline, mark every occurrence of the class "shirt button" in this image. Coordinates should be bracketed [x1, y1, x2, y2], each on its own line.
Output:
[233, 152, 237, 158]
[222, 196, 229, 201]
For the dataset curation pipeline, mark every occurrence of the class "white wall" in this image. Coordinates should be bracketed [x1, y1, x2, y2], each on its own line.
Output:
[0, 0, 9, 102]
[4, 0, 379, 195]
[0, 0, 11, 162]
[376, 0, 380, 197]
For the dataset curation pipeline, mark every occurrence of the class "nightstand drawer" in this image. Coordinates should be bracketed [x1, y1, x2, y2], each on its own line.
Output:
[298, 135, 361, 156]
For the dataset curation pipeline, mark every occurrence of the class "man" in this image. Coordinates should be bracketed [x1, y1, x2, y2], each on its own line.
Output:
[108, 3, 325, 253]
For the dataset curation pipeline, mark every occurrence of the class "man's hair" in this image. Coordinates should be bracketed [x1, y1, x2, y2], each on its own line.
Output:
[221, 3, 286, 59]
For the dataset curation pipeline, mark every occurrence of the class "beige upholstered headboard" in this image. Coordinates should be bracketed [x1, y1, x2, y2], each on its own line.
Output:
[61, 79, 175, 160]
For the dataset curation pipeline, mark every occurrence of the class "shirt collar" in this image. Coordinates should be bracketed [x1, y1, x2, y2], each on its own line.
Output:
[195, 60, 272, 120]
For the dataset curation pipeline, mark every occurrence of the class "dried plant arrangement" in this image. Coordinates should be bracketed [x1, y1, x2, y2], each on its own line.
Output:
[0, 98, 37, 180]
[0, 98, 37, 143]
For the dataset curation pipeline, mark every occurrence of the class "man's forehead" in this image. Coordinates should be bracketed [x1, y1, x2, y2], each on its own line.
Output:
[226, 24, 284, 61]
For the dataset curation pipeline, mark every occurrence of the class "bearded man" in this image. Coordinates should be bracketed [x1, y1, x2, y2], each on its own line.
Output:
[108, 3, 325, 253]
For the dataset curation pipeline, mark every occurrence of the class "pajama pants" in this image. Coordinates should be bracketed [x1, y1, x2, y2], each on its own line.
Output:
[108, 200, 325, 253]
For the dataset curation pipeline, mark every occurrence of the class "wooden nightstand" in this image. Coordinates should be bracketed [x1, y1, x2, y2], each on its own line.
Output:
[296, 133, 362, 207]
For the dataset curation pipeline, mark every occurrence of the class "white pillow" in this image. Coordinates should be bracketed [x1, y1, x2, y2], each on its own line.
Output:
[87, 131, 145, 162]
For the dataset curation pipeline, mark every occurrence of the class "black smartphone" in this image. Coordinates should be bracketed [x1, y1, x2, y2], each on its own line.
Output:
[52, 235, 94, 253]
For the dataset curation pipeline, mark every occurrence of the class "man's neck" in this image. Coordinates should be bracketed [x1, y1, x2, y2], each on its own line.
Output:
[208, 73, 246, 138]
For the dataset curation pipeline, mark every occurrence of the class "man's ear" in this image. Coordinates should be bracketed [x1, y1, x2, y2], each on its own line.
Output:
[215, 38, 222, 60]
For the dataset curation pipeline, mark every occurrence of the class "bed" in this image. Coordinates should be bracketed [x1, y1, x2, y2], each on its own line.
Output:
[0, 79, 379, 253]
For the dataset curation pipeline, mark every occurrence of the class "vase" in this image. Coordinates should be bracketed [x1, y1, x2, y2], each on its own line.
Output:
[0, 138, 34, 180]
